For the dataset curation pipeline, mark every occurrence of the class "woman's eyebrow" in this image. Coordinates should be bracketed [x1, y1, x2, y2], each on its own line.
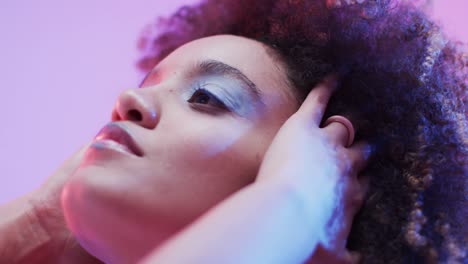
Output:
[191, 59, 266, 106]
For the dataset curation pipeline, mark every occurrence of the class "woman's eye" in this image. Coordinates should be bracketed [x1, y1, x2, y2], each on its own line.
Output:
[188, 88, 228, 110]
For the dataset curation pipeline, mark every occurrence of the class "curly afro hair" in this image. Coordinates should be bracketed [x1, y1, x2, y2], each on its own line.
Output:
[136, 0, 467, 263]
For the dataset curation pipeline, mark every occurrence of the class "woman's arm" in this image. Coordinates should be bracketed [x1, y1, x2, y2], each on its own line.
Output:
[0, 193, 54, 263]
[140, 180, 322, 264]
[0, 144, 103, 264]
[0, 191, 100, 264]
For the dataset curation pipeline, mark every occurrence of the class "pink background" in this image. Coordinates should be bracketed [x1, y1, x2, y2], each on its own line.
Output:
[0, 0, 467, 204]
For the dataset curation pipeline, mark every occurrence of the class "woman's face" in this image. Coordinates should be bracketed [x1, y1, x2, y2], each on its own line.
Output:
[62, 35, 299, 263]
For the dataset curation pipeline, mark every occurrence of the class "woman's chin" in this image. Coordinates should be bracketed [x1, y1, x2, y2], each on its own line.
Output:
[61, 170, 128, 263]
[60, 167, 178, 264]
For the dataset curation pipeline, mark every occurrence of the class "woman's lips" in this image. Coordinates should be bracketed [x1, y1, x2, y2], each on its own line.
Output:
[93, 123, 144, 157]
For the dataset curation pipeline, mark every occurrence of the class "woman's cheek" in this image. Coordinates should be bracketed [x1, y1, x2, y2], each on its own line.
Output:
[180, 124, 253, 157]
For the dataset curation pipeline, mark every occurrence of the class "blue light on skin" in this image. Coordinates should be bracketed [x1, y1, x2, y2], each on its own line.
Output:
[182, 75, 263, 119]
[178, 75, 263, 157]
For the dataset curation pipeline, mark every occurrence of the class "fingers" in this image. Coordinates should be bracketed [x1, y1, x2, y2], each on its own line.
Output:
[322, 115, 370, 179]
[323, 122, 348, 146]
[323, 115, 355, 147]
[322, 114, 370, 173]
[297, 74, 338, 126]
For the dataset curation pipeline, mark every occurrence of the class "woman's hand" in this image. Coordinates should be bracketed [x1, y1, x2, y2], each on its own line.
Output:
[28, 143, 103, 263]
[256, 75, 372, 263]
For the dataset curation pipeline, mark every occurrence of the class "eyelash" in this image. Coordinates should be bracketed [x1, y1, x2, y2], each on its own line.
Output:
[187, 84, 229, 110]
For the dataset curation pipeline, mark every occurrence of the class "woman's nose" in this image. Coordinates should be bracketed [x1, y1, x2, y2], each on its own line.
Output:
[111, 89, 158, 129]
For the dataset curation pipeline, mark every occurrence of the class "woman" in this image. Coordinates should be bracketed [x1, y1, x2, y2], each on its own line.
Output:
[1, 0, 466, 263]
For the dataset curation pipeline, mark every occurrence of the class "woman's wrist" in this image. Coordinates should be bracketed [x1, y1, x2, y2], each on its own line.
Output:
[256, 175, 336, 229]
[142, 179, 327, 264]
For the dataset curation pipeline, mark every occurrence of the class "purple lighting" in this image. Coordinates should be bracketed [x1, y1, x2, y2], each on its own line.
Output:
[0, 0, 467, 204]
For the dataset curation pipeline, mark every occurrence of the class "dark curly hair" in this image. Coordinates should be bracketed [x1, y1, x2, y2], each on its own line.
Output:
[136, 0, 467, 262]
